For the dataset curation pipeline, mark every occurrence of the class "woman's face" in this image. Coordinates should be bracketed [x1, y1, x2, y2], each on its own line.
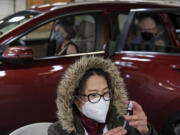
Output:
[75, 74, 110, 111]
[55, 25, 68, 39]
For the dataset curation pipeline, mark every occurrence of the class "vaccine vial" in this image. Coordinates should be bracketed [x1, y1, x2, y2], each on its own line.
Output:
[123, 100, 133, 129]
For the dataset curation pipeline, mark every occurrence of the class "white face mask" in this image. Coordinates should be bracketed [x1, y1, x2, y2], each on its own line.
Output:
[81, 98, 110, 123]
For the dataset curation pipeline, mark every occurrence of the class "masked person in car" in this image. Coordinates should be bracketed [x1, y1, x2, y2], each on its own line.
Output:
[132, 16, 165, 47]
[48, 56, 158, 135]
[54, 20, 78, 55]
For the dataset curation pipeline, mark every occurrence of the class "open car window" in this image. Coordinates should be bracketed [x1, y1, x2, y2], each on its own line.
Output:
[115, 8, 180, 54]
[124, 12, 180, 53]
[6, 12, 103, 59]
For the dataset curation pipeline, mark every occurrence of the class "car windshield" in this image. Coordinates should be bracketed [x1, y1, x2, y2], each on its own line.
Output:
[0, 10, 40, 36]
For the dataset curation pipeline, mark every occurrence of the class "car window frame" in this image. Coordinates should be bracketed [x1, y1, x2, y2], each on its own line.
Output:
[115, 8, 180, 55]
[1, 10, 105, 60]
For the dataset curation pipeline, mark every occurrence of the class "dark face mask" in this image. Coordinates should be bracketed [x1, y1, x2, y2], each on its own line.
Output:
[141, 32, 154, 41]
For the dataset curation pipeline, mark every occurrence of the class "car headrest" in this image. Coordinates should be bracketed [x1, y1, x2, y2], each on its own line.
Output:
[78, 20, 94, 38]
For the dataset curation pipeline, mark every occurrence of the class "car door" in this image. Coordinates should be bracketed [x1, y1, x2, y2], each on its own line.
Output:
[110, 8, 180, 134]
[0, 11, 104, 131]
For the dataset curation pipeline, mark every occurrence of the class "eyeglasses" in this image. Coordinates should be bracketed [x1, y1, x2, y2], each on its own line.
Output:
[78, 91, 112, 103]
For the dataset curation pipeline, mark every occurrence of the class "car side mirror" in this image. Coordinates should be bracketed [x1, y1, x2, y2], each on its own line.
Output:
[1, 46, 33, 64]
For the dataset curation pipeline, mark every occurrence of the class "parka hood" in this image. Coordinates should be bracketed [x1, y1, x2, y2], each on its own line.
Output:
[56, 56, 128, 132]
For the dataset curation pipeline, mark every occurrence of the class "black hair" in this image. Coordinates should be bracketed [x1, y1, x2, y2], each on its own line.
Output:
[56, 20, 76, 40]
[75, 68, 112, 94]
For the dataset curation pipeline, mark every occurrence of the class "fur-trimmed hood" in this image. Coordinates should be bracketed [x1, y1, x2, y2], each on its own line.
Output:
[56, 56, 128, 133]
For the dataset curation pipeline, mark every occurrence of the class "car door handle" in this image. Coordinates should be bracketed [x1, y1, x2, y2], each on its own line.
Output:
[171, 65, 180, 71]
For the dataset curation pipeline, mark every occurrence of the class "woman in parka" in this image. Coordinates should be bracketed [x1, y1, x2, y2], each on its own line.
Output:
[48, 56, 158, 135]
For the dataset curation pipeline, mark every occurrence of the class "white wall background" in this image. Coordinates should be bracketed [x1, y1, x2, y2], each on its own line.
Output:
[76, 0, 178, 1]
[0, 0, 26, 19]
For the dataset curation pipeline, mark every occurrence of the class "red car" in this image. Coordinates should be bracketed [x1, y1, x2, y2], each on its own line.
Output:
[0, 1, 179, 135]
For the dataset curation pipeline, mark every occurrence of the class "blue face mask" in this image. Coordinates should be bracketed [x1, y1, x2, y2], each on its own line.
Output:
[54, 31, 65, 44]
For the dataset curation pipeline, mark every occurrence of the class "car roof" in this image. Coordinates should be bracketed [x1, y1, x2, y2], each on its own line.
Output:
[28, 0, 180, 13]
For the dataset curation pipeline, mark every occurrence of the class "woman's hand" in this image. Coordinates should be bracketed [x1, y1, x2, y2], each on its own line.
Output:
[124, 101, 149, 134]
[103, 127, 127, 135]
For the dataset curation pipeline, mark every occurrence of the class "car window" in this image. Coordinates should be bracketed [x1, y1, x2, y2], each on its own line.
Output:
[0, 11, 39, 36]
[124, 13, 180, 53]
[26, 22, 53, 40]
[108, 12, 128, 55]
[8, 13, 97, 59]
[47, 14, 96, 56]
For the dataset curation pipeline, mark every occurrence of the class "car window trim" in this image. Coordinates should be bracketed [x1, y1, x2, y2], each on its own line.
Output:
[34, 51, 104, 60]
[115, 50, 180, 56]
[130, 8, 180, 13]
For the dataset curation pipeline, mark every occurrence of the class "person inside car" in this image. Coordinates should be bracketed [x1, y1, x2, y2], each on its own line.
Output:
[132, 16, 166, 47]
[54, 20, 78, 55]
[48, 56, 158, 135]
